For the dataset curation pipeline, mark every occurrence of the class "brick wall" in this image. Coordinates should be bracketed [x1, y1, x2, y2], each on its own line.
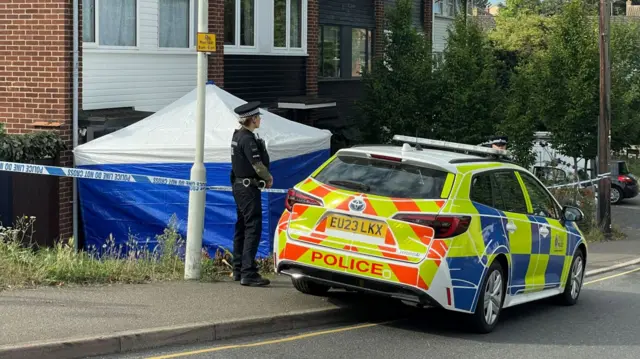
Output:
[208, 0, 224, 87]
[0, 0, 80, 241]
[374, 0, 385, 60]
[423, 0, 432, 51]
[307, 0, 319, 96]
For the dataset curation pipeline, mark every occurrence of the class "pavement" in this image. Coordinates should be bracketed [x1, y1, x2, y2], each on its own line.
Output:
[105, 264, 640, 359]
[1, 222, 640, 358]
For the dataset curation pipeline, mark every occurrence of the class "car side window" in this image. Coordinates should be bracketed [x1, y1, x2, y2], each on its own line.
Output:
[518, 172, 561, 219]
[492, 171, 528, 214]
[470, 173, 494, 207]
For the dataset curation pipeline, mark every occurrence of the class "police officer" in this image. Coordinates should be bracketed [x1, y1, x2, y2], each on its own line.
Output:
[230, 101, 272, 287]
[481, 135, 508, 150]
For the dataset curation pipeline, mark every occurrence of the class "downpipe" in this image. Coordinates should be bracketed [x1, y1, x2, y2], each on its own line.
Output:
[72, 0, 79, 250]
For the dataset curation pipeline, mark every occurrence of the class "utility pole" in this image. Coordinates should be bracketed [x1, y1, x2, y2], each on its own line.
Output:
[185, 0, 211, 279]
[597, 0, 612, 240]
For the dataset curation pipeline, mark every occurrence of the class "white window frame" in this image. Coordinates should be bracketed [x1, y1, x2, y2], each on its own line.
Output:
[224, 0, 307, 56]
[225, 0, 259, 53]
[157, 0, 197, 51]
[434, 0, 459, 18]
[271, 0, 307, 55]
[82, 0, 140, 50]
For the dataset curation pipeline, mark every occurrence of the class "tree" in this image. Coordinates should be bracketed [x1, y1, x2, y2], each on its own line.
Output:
[357, 0, 436, 144]
[531, 0, 599, 165]
[489, 12, 554, 61]
[497, 0, 541, 17]
[497, 60, 541, 168]
[610, 20, 640, 152]
[473, 0, 491, 12]
[430, 16, 505, 145]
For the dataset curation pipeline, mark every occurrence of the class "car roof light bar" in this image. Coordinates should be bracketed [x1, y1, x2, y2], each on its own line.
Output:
[392, 134, 512, 159]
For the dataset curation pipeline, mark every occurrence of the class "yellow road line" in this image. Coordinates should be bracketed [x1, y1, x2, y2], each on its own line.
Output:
[148, 265, 640, 359]
[145, 321, 394, 359]
[584, 265, 640, 285]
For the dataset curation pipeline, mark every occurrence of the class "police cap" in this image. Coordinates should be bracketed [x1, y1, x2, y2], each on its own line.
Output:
[234, 101, 261, 122]
[488, 135, 508, 146]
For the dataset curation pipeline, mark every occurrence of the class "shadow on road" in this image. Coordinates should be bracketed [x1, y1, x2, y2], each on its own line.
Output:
[377, 288, 640, 346]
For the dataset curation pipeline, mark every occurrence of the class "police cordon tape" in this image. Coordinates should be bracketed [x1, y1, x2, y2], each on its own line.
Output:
[546, 173, 611, 189]
[0, 160, 610, 195]
[0, 161, 288, 194]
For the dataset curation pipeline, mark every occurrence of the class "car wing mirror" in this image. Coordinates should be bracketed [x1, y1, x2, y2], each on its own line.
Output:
[562, 206, 584, 222]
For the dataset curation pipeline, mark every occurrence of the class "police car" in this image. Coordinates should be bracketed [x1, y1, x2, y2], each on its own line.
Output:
[273, 135, 587, 333]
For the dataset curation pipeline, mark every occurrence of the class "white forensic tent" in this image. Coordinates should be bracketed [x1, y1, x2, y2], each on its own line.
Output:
[74, 84, 332, 257]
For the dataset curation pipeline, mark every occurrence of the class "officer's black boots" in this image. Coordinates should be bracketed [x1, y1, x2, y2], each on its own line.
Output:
[240, 275, 271, 287]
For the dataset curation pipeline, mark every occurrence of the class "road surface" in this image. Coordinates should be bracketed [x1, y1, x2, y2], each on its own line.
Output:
[613, 195, 640, 236]
[100, 265, 640, 359]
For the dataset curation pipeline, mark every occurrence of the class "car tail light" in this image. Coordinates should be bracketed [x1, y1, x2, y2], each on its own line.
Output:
[393, 214, 472, 238]
[618, 175, 634, 183]
[285, 189, 322, 212]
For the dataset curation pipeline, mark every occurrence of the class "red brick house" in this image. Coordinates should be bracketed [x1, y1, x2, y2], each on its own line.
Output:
[0, 0, 456, 245]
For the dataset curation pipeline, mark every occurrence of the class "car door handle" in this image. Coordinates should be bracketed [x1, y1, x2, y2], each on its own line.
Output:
[506, 221, 517, 233]
[539, 225, 550, 237]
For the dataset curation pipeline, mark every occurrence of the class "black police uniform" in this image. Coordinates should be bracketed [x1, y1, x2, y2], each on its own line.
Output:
[230, 101, 271, 286]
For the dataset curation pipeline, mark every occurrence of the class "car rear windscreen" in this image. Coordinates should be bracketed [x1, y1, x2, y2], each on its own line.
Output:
[313, 155, 450, 199]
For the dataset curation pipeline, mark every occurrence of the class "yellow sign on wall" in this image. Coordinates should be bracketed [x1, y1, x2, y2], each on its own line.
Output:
[197, 33, 216, 52]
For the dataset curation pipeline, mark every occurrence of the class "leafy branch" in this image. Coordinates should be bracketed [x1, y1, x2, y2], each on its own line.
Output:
[0, 130, 67, 163]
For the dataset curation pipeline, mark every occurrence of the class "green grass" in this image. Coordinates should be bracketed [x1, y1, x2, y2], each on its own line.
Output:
[0, 215, 273, 291]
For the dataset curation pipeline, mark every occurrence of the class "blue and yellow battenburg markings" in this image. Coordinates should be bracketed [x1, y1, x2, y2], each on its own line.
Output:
[275, 159, 586, 314]
[0, 160, 287, 193]
[434, 163, 585, 312]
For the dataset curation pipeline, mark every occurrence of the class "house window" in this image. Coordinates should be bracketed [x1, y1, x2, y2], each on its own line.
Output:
[434, 0, 459, 17]
[274, 0, 303, 49]
[318, 26, 341, 79]
[318, 25, 373, 80]
[83, 0, 137, 46]
[225, 0, 256, 47]
[83, 0, 95, 42]
[158, 0, 190, 48]
[193, 0, 199, 44]
[433, 0, 442, 15]
[446, 0, 455, 16]
[432, 52, 444, 69]
[351, 28, 372, 77]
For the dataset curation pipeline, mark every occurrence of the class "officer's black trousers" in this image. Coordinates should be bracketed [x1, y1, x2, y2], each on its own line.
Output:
[231, 183, 262, 278]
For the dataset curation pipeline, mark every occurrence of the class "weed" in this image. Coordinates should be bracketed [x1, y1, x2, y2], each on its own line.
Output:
[0, 214, 274, 291]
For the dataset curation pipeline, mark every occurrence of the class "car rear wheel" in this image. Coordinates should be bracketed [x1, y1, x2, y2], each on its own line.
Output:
[555, 248, 585, 306]
[611, 186, 623, 205]
[291, 277, 331, 296]
[467, 260, 505, 334]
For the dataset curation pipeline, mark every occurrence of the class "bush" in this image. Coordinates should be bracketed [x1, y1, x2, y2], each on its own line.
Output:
[548, 186, 596, 231]
[0, 215, 274, 291]
[0, 130, 67, 163]
[548, 186, 627, 242]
